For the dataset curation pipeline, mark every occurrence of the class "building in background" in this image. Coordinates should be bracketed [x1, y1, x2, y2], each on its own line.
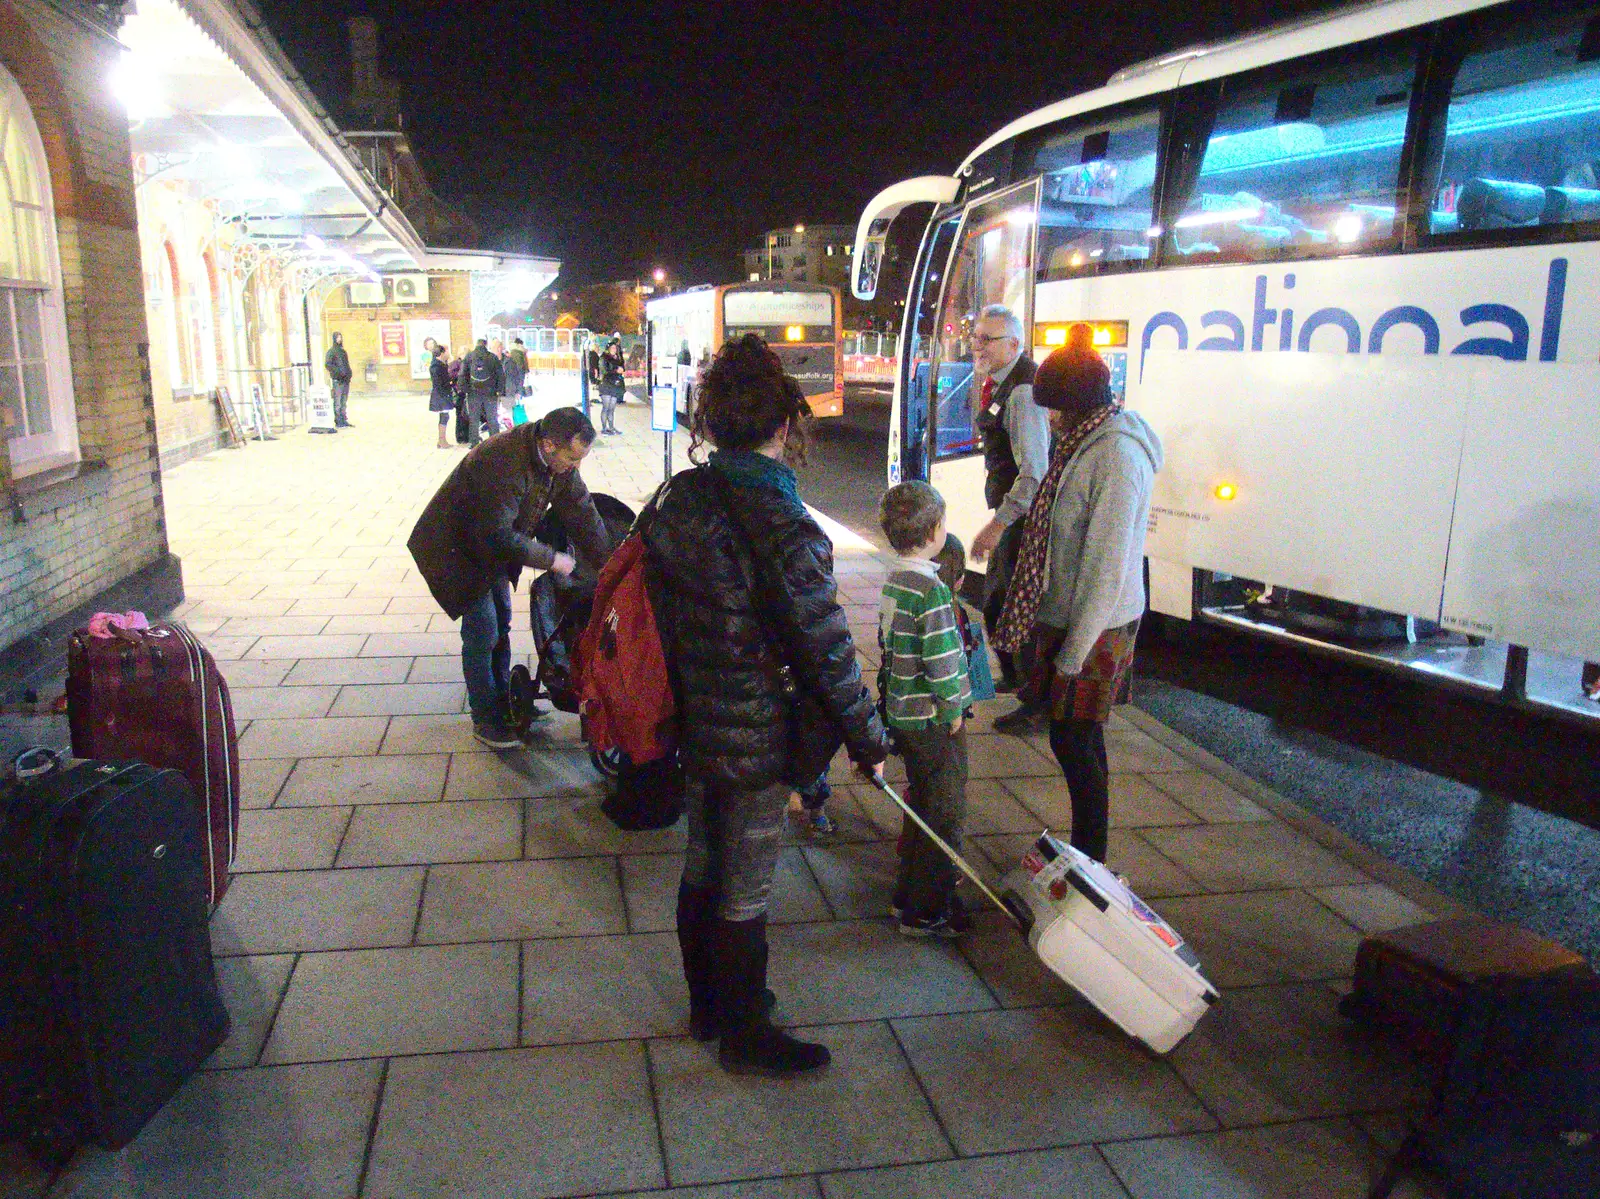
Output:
[741, 224, 855, 288]
[0, 0, 179, 683]
[322, 250, 559, 395]
[120, 0, 558, 461]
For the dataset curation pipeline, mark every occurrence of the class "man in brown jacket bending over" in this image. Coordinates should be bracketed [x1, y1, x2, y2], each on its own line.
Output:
[408, 407, 612, 747]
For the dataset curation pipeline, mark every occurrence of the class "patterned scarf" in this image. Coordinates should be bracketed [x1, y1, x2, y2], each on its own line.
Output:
[993, 403, 1122, 653]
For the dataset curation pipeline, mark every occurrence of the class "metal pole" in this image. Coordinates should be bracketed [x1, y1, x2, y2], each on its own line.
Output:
[302, 292, 314, 377]
[579, 333, 591, 418]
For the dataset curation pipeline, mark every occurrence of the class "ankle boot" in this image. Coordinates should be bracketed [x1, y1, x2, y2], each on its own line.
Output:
[711, 915, 830, 1077]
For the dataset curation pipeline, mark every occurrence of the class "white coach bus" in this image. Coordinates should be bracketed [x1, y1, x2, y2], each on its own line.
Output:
[852, 0, 1600, 714]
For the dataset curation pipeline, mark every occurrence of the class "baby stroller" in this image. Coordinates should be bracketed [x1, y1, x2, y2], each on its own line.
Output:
[508, 493, 637, 776]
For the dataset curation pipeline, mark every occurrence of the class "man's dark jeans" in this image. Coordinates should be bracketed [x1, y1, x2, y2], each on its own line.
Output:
[461, 578, 512, 725]
[468, 392, 499, 444]
[331, 378, 351, 426]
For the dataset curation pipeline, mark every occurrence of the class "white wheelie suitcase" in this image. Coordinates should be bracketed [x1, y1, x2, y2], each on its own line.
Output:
[873, 781, 1217, 1054]
[1001, 831, 1218, 1053]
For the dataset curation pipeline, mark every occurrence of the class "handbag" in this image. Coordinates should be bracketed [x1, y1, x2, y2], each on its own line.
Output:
[512, 402, 529, 426]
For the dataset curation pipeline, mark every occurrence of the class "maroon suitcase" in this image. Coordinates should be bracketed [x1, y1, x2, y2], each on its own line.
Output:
[66, 622, 240, 907]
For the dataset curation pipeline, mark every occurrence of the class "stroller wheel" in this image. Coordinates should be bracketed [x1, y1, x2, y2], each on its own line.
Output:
[508, 665, 537, 736]
[590, 747, 622, 778]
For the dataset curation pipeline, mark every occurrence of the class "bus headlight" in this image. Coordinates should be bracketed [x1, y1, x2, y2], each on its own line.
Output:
[785, 325, 804, 342]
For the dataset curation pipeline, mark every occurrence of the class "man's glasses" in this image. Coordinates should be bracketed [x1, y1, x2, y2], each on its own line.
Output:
[972, 333, 1017, 347]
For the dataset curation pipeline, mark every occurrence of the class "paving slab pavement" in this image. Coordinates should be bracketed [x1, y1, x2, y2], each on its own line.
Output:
[4, 395, 1446, 1197]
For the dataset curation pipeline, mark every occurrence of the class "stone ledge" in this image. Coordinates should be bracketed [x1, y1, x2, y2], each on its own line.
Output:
[8, 459, 112, 524]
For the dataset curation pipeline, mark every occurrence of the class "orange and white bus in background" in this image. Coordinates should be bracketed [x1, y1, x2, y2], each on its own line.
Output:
[842, 330, 899, 387]
[647, 282, 844, 419]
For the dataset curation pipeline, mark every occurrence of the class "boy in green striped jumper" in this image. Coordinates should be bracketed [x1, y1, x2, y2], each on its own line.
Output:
[878, 482, 972, 938]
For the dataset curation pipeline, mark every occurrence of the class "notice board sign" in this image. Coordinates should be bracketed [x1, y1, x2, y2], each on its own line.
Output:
[651, 385, 677, 433]
[306, 385, 336, 432]
[379, 322, 408, 363]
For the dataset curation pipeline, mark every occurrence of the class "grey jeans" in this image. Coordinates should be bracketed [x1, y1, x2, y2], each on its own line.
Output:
[894, 723, 969, 919]
[682, 778, 791, 922]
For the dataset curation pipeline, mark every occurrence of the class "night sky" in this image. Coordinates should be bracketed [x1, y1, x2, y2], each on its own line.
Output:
[254, 0, 1339, 287]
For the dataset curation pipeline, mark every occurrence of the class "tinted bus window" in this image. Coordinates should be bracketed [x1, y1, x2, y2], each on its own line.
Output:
[1172, 39, 1418, 261]
[1429, 4, 1600, 235]
[1029, 108, 1163, 280]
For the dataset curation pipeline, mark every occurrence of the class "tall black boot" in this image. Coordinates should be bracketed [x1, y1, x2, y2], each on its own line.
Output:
[711, 915, 830, 1077]
[676, 882, 719, 1042]
[679, 886, 775, 1041]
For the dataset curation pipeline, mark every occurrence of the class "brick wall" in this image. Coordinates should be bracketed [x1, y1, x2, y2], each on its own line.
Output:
[325, 273, 474, 394]
[0, 0, 170, 655]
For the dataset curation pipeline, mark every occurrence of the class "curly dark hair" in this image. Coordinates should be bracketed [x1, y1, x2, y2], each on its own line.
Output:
[688, 333, 810, 465]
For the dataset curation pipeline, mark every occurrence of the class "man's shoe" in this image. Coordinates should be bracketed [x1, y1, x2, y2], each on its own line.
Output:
[898, 912, 967, 939]
[718, 1019, 831, 1077]
[992, 704, 1046, 735]
[472, 722, 523, 750]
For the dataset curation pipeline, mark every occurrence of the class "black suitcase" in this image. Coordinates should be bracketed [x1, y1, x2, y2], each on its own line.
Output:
[0, 754, 230, 1166]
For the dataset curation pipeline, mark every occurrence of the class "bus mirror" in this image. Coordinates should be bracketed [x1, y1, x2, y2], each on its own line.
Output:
[852, 175, 962, 301]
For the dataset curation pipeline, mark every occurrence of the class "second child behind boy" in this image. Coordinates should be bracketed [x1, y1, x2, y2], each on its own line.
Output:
[878, 482, 972, 938]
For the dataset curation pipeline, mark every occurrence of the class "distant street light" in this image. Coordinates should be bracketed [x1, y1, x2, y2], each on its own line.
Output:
[653, 268, 665, 284]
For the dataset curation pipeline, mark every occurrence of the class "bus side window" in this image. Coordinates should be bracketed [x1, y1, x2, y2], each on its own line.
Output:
[1029, 107, 1163, 280]
[1428, 5, 1600, 237]
[1170, 37, 1419, 261]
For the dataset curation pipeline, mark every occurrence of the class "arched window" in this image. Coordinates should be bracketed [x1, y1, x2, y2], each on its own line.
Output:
[0, 61, 76, 476]
[163, 240, 192, 389]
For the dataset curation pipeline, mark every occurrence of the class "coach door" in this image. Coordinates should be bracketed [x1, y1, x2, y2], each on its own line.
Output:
[925, 180, 1040, 555]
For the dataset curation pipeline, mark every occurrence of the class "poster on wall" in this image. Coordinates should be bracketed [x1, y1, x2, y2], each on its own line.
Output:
[408, 319, 453, 380]
[378, 322, 408, 364]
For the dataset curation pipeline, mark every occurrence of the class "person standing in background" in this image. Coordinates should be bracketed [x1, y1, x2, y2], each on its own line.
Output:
[598, 337, 626, 436]
[429, 343, 454, 449]
[461, 337, 504, 445]
[325, 332, 354, 430]
[965, 305, 1049, 724]
[504, 337, 530, 402]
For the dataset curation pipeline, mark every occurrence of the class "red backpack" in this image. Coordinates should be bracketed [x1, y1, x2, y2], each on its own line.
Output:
[575, 525, 677, 764]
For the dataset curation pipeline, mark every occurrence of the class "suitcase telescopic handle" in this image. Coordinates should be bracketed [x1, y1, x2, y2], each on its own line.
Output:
[11, 746, 62, 781]
[871, 777, 1028, 930]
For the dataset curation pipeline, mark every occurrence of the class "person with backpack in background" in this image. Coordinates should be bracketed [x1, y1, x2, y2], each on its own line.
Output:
[462, 337, 504, 445]
[408, 407, 613, 748]
[643, 334, 890, 1078]
[598, 337, 626, 435]
[504, 337, 530, 401]
[325, 331, 354, 429]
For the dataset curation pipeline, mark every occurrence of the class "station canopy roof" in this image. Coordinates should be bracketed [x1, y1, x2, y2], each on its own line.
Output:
[117, 0, 556, 290]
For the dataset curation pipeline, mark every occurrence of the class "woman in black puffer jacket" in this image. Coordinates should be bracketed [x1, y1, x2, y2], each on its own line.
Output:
[645, 334, 889, 1078]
